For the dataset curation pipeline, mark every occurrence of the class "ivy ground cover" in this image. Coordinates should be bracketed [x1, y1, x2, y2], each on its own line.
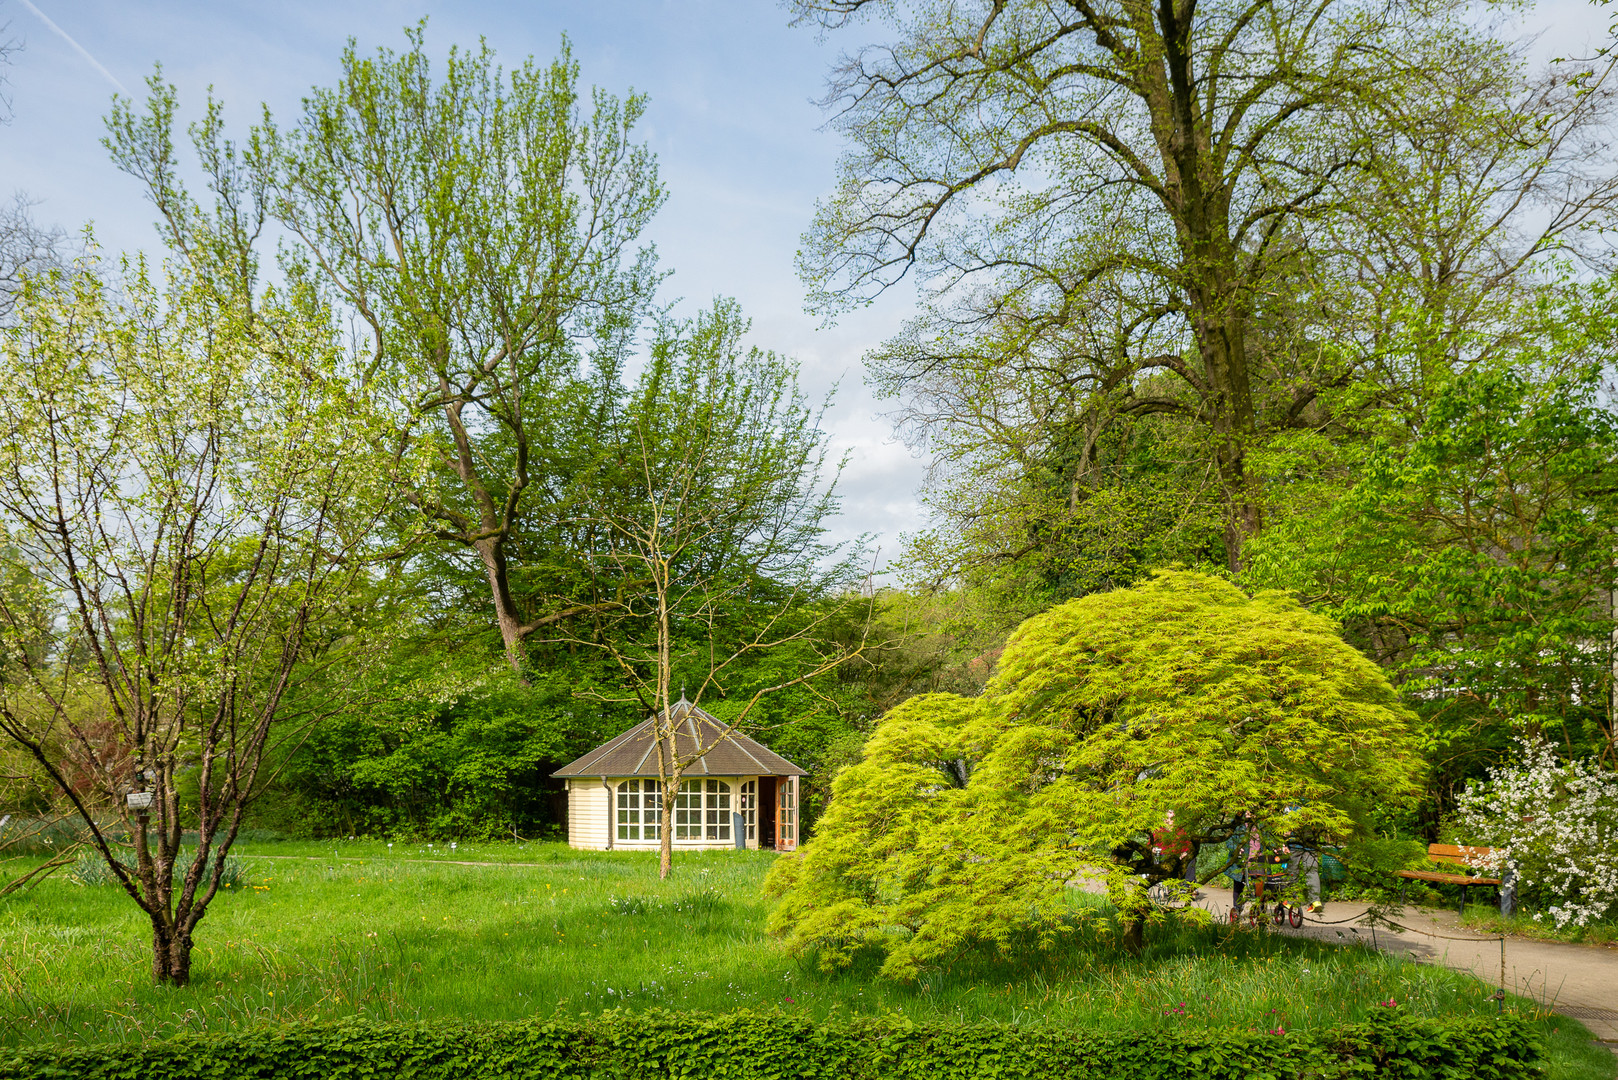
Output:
[0, 841, 1608, 1079]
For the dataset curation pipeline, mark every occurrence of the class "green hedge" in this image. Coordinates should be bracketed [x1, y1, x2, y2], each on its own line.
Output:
[0, 1010, 1541, 1080]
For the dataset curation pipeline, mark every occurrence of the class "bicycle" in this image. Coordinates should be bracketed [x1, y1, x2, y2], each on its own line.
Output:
[1228, 854, 1307, 928]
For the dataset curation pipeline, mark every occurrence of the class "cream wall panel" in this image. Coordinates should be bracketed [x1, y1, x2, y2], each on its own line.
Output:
[567, 779, 611, 850]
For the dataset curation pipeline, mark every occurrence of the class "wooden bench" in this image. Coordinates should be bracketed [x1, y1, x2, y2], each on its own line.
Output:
[1397, 844, 1502, 914]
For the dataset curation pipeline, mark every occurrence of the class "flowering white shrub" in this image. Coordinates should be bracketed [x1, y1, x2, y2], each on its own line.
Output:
[1455, 739, 1618, 928]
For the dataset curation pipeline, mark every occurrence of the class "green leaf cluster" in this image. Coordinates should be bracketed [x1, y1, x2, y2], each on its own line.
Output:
[1246, 342, 1618, 790]
[0, 1010, 1541, 1080]
[766, 571, 1422, 978]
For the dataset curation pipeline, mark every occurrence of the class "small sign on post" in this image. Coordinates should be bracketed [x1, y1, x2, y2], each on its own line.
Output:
[126, 791, 153, 811]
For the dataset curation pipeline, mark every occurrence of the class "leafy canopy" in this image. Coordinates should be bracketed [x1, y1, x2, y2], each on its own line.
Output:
[1245, 316, 1618, 779]
[766, 571, 1421, 979]
[105, 25, 666, 676]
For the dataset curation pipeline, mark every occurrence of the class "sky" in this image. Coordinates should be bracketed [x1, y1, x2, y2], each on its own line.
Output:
[1, 0, 1611, 564]
[0, 0, 928, 563]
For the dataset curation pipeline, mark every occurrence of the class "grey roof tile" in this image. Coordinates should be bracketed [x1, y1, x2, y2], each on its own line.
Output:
[552, 698, 806, 778]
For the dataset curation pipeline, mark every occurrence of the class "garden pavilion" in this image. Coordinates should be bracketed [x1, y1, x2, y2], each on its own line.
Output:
[552, 698, 803, 852]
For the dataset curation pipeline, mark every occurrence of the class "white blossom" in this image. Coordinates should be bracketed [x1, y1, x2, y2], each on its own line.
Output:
[1455, 738, 1618, 928]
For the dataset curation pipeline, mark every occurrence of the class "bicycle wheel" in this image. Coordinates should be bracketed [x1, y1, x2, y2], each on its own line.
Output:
[1288, 905, 1304, 928]
[1272, 902, 1286, 925]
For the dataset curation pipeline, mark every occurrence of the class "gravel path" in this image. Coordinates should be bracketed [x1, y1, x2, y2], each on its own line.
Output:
[1199, 893, 1618, 1051]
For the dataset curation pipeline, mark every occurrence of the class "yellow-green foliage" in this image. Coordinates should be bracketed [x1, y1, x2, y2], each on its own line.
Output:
[766, 571, 1422, 979]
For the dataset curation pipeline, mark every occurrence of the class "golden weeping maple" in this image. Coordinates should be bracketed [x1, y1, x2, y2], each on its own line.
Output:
[766, 570, 1421, 977]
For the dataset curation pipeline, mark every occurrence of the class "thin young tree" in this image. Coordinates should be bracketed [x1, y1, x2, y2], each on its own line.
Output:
[0, 253, 385, 985]
[563, 300, 869, 879]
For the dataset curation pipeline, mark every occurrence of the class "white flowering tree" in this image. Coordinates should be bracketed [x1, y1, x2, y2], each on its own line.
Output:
[1455, 740, 1618, 928]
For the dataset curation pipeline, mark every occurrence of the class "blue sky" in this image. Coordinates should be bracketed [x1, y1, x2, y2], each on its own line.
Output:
[1, 0, 1610, 561]
[0, 0, 927, 560]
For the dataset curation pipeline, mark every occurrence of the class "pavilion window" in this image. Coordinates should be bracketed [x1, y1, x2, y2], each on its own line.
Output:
[704, 778, 732, 840]
[740, 780, 757, 841]
[616, 779, 661, 841]
[675, 778, 731, 841]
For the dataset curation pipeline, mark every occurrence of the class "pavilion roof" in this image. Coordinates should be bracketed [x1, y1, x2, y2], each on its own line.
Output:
[551, 698, 806, 778]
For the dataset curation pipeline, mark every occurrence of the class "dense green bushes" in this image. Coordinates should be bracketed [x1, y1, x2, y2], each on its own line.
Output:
[260, 674, 603, 840]
[0, 1011, 1541, 1080]
[256, 665, 861, 842]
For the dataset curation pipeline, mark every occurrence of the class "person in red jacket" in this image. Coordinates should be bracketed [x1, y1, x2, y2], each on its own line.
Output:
[1151, 810, 1201, 897]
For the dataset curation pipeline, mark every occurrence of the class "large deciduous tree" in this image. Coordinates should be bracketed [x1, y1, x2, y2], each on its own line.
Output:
[106, 26, 665, 676]
[792, 0, 1618, 576]
[1245, 298, 1618, 792]
[0, 254, 385, 985]
[765, 571, 1421, 976]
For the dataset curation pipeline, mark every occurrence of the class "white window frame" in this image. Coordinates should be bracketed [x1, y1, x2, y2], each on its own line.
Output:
[616, 779, 661, 841]
[674, 778, 732, 842]
[740, 780, 757, 842]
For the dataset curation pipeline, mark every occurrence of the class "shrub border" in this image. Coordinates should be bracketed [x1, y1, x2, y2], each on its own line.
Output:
[0, 1009, 1541, 1080]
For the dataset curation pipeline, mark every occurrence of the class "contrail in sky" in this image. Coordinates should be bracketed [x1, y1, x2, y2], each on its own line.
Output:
[15, 0, 129, 96]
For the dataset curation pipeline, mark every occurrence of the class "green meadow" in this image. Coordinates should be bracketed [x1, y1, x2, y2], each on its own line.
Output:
[0, 842, 1610, 1079]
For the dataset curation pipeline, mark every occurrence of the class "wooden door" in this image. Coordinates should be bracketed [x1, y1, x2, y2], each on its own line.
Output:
[759, 777, 777, 848]
[776, 776, 797, 852]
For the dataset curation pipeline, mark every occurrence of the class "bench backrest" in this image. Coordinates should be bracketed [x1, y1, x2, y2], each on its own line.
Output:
[1429, 843, 1495, 867]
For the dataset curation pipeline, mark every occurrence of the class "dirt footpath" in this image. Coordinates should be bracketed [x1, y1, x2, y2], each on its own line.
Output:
[1199, 893, 1618, 1050]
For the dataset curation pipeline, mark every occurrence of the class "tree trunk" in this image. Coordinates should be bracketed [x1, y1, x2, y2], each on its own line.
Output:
[164, 928, 194, 985]
[659, 794, 673, 880]
[475, 537, 528, 677]
[1216, 442, 1260, 573]
[149, 919, 171, 985]
[1198, 312, 1260, 571]
[1156, 0, 1263, 573]
[656, 729, 686, 879]
[1121, 915, 1145, 954]
[1108, 873, 1151, 955]
[149, 916, 194, 986]
[658, 738, 679, 881]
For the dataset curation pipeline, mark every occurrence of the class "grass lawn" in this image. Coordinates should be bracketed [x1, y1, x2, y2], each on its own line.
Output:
[0, 840, 1610, 1079]
[1459, 905, 1618, 948]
